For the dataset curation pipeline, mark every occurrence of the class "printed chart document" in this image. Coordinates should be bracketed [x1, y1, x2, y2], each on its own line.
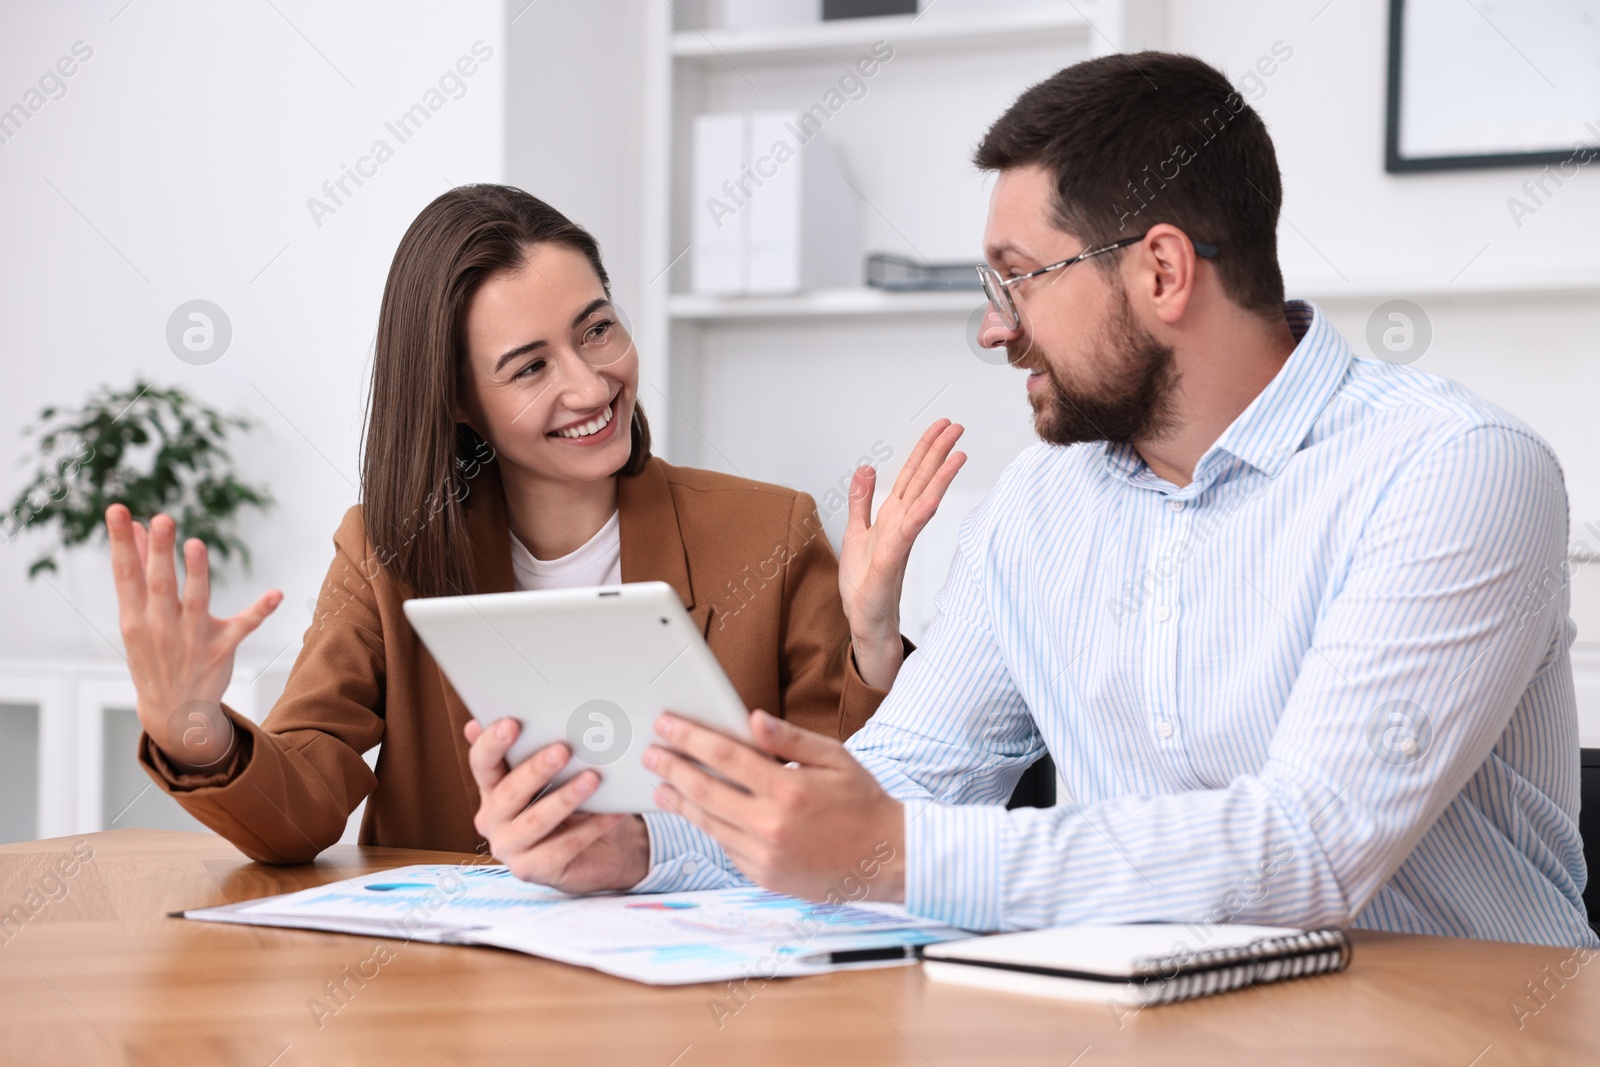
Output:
[176, 864, 971, 986]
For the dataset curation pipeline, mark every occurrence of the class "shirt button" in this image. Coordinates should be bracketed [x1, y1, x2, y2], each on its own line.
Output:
[682, 859, 696, 876]
[1168, 500, 1185, 512]
[1158, 721, 1175, 739]
[1155, 605, 1172, 621]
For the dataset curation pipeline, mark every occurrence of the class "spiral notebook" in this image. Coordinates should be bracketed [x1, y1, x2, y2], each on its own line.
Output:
[920, 924, 1351, 1005]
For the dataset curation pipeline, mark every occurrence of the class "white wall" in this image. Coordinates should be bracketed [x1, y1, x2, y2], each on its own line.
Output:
[0, 1, 506, 665]
[506, 0, 646, 320]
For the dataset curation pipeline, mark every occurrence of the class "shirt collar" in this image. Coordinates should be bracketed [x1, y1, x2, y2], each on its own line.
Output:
[1102, 300, 1351, 488]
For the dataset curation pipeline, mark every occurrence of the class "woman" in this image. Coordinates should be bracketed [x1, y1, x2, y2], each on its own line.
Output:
[104, 184, 964, 871]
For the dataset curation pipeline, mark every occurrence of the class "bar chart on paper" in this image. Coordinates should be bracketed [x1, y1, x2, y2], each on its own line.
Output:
[176, 864, 972, 984]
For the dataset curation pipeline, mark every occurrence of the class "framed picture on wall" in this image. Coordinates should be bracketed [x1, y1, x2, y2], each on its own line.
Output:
[1385, 0, 1600, 172]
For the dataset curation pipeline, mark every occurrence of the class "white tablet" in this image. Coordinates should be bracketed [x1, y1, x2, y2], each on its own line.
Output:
[403, 581, 753, 813]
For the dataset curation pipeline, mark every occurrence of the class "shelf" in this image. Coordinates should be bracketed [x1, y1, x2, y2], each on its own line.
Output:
[671, 8, 1091, 66]
[1283, 274, 1600, 303]
[669, 287, 984, 320]
[668, 274, 1600, 323]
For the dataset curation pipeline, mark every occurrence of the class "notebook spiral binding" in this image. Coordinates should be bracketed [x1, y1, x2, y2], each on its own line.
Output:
[1125, 929, 1352, 1006]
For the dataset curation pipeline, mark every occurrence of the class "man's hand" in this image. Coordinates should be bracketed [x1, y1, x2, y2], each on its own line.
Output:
[465, 718, 650, 893]
[643, 710, 906, 903]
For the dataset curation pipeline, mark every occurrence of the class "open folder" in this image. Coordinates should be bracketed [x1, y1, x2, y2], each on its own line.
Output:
[173, 863, 972, 986]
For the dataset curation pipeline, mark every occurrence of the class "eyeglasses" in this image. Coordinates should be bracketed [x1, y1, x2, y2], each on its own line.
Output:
[975, 232, 1221, 332]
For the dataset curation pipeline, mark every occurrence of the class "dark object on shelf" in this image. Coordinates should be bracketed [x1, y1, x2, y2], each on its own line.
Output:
[865, 253, 984, 291]
[823, 0, 917, 20]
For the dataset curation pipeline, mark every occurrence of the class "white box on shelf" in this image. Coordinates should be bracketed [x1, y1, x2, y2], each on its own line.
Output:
[746, 111, 802, 294]
[691, 112, 748, 295]
[720, 0, 820, 29]
[692, 110, 862, 296]
[748, 111, 861, 294]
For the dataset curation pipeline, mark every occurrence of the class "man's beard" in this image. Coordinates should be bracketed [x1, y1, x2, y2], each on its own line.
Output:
[1015, 284, 1179, 447]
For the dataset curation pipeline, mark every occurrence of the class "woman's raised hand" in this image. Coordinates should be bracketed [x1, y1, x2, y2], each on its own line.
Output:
[837, 418, 966, 689]
[105, 504, 283, 773]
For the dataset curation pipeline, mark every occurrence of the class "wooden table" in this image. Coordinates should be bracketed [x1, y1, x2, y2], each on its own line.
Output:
[1, 830, 1595, 1066]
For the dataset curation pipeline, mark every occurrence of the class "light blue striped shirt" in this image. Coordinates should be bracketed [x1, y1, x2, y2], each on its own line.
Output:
[637, 301, 1595, 948]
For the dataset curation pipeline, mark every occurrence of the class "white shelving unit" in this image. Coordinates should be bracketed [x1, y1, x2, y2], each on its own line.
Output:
[0, 657, 290, 842]
[669, 285, 982, 320]
[669, 274, 1600, 323]
[635, 0, 1164, 462]
[634, 0, 1600, 467]
[670, 6, 1093, 64]
[634, 3, 1166, 811]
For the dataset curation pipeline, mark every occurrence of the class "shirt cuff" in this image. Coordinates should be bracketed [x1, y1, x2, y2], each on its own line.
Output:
[903, 798, 1008, 931]
[629, 812, 750, 893]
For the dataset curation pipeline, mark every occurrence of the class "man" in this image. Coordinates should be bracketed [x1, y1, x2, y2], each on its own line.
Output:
[470, 52, 1595, 947]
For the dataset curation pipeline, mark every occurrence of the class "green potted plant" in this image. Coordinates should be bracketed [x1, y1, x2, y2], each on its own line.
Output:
[3, 379, 272, 646]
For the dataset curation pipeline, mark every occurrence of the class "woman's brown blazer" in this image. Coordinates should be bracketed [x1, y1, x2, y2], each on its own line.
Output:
[137, 457, 899, 863]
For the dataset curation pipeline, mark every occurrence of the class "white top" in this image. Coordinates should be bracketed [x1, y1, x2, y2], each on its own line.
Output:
[509, 510, 622, 591]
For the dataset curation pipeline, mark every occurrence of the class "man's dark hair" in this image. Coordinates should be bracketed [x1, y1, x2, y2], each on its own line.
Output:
[974, 51, 1285, 320]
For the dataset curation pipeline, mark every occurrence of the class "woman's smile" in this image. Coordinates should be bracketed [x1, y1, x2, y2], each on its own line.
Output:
[547, 394, 620, 446]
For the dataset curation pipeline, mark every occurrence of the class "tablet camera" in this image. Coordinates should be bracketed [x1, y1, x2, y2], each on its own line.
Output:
[566, 698, 632, 766]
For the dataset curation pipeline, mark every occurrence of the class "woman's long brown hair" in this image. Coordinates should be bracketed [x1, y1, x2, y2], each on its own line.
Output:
[361, 184, 651, 599]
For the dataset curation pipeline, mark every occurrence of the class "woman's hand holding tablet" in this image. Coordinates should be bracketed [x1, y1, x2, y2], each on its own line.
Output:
[465, 716, 650, 893]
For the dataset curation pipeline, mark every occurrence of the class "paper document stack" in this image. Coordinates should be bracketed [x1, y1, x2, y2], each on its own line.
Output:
[177, 863, 971, 986]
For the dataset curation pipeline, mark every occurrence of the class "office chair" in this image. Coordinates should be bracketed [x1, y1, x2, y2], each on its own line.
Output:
[1581, 748, 1600, 936]
[1007, 753, 1057, 809]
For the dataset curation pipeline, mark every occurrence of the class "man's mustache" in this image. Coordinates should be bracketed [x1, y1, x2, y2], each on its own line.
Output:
[1004, 342, 1038, 370]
